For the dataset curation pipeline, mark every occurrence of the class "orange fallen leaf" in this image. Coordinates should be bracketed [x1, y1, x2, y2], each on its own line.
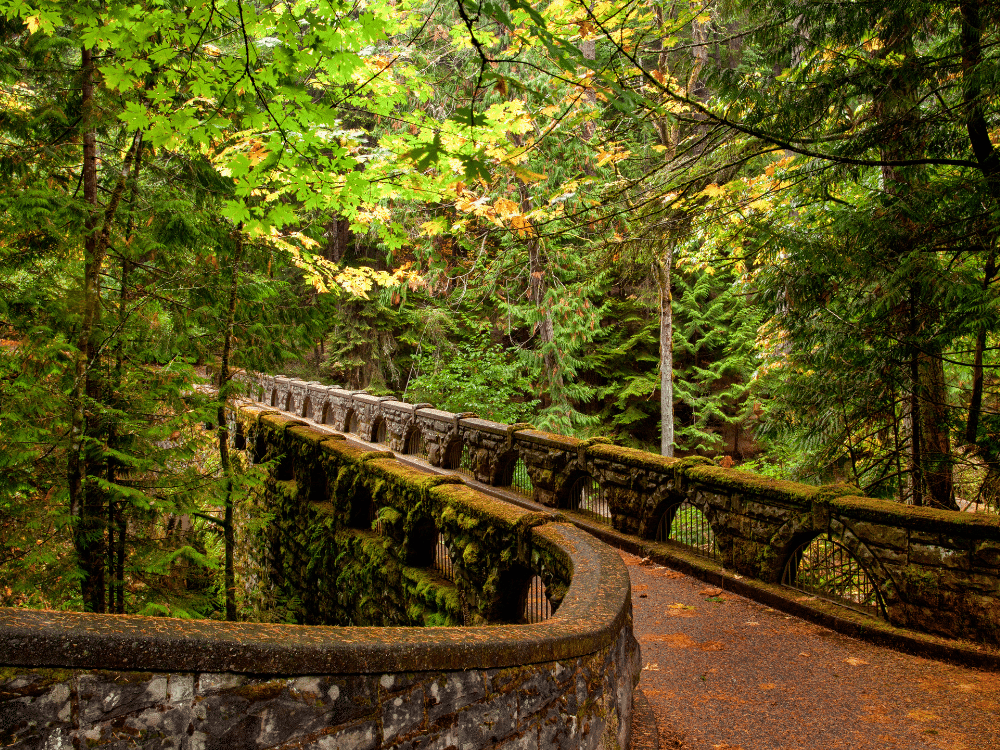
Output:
[643, 633, 698, 648]
[699, 587, 723, 597]
[906, 710, 939, 722]
[844, 657, 869, 666]
[759, 683, 776, 690]
[699, 641, 725, 652]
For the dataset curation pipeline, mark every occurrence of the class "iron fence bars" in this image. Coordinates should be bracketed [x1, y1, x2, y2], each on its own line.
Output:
[781, 536, 883, 617]
[404, 429, 428, 457]
[654, 501, 720, 560]
[369, 502, 384, 536]
[432, 532, 456, 581]
[522, 574, 552, 624]
[456, 442, 474, 477]
[569, 475, 610, 521]
[499, 457, 533, 496]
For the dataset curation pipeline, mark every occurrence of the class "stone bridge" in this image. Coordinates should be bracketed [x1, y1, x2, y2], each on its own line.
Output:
[0, 406, 640, 750]
[247, 372, 1000, 648]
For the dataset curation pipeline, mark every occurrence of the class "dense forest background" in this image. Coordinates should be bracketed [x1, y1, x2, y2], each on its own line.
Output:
[1, 0, 998, 617]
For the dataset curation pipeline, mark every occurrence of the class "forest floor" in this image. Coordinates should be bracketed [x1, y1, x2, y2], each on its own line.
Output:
[624, 551, 1000, 750]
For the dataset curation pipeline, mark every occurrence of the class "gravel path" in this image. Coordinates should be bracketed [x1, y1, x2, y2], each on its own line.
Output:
[624, 551, 1000, 750]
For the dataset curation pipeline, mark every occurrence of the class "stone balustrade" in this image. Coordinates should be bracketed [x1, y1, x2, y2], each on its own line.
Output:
[0, 406, 640, 750]
[244, 371, 1000, 647]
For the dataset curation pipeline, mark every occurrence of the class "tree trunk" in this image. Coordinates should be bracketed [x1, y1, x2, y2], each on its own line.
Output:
[920, 349, 956, 509]
[654, 247, 674, 457]
[218, 227, 245, 621]
[67, 48, 140, 611]
[68, 46, 105, 612]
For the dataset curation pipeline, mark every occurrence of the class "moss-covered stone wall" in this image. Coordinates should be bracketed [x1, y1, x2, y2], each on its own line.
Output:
[244, 372, 1000, 646]
[1, 398, 641, 749]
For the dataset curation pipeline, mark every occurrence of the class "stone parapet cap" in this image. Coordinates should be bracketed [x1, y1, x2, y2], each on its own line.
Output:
[0, 518, 628, 676]
[414, 407, 457, 423]
[381, 400, 415, 414]
[458, 417, 508, 435]
[328, 387, 360, 398]
[830, 495, 1000, 540]
[515, 429, 582, 451]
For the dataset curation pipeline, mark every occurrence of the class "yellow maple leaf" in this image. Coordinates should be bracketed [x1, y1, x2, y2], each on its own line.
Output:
[494, 198, 520, 218]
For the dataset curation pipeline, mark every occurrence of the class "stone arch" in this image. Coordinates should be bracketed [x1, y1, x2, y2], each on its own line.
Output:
[302, 396, 313, 420]
[370, 416, 387, 444]
[441, 435, 464, 470]
[641, 487, 698, 540]
[402, 424, 425, 456]
[343, 408, 358, 434]
[780, 525, 890, 617]
[405, 516, 437, 567]
[558, 470, 609, 519]
[233, 421, 246, 451]
[760, 515, 815, 583]
[829, 519, 900, 605]
[320, 402, 332, 425]
[283, 391, 294, 412]
[347, 484, 375, 529]
[270, 388, 279, 407]
[490, 449, 519, 486]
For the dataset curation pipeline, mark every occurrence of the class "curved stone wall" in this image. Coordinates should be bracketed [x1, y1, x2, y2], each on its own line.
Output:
[0, 408, 640, 750]
[245, 372, 1000, 647]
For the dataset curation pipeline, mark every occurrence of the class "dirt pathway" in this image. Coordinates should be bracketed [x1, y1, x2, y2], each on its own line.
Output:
[624, 551, 1000, 750]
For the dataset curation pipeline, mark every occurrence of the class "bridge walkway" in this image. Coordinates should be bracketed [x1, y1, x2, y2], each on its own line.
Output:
[267, 411, 1000, 750]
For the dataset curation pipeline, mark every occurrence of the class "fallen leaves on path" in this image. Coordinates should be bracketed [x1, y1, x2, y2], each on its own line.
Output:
[699, 587, 723, 597]
[844, 657, 869, 666]
[641, 633, 726, 651]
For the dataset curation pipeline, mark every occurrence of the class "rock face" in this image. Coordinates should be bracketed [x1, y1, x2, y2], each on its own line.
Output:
[247, 372, 1000, 647]
[0, 407, 640, 750]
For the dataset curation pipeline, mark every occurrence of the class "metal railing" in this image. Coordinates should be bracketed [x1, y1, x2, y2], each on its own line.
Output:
[404, 429, 427, 457]
[523, 574, 551, 623]
[499, 457, 532, 496]
[370, 503, 386, 536]
[569, 475, 609, 521]
[781, 536, 883, 617]
[456, 442, 474, 477]
[654, 501, 719, 560]
[432, 532, 455, 581]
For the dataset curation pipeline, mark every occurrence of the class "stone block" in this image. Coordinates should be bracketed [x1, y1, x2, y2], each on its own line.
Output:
[910, 530, 939, 545]
[381, 685, 425, 742]
[538, 700, 579, 749]
[427, 671, 486, 724]
[938, 568, 999, 594]
[455, 692, 517, 746]
[848, 521, 908, 551]
[514, 666, 559, 721]
[866, 545, 907, 566]
[387, 724, 460, 750]
[973, 541, 1000, 569]
[495, 728, 541, 750]
[909, 543, 969, 570]
[307, 721, 378, 750]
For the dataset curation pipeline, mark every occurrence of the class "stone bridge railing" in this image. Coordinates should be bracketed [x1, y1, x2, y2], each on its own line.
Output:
[246, 372, 1000, 648]
[0, 406, 640, 750]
